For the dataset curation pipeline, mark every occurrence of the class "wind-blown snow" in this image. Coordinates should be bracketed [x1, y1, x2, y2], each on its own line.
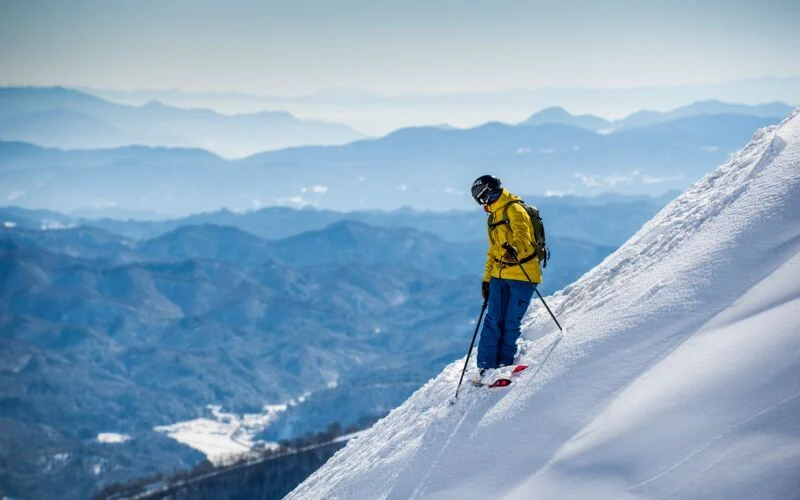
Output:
[289, 109, 800, 500]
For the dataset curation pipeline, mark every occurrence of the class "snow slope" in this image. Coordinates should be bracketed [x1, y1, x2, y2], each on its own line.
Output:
[289, 109, 800, 500]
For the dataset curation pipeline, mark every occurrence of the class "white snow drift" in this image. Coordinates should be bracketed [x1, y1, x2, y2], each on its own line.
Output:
[289, 109, 800, 499]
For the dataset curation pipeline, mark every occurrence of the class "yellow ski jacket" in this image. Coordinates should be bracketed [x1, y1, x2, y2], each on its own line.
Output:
[482, 189, 543, 284]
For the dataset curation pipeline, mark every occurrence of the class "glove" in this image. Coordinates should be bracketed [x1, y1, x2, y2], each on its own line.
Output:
[481, 281, 490, 301]
[502, 242, 518, 262]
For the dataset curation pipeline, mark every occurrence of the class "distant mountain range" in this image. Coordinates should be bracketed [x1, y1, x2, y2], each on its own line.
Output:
[0, 102, 788, 214]
[0, 195, 674, 248]
[520, 100, 794, 132]
[82, 76, 800, 135]
[612, 100, 794, 130]
[1, 86, 792, 216]
[0, 87, 365, 157]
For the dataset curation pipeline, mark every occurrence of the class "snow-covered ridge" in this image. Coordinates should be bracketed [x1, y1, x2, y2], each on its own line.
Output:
[289, 108, 800, 499]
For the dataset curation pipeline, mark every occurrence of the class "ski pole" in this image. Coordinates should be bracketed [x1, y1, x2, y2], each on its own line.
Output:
[516, 258, 564, 333]
[451, 297, 488, 403]
[534, 287, 563, 332]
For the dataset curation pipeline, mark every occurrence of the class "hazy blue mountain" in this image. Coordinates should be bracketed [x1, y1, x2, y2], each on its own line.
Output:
[0, 87, 365, 157]
[132, 220, 485, 277]
[311, 112, 768, 170]
[84, 78, 800, 112]
[0, 139, 222, 170]
[605, 114, 775, 151]
[0, 143, 228, 216]
[2, 216, 608, 292]
[615, 99, 793, 129]
[61, 206, 346, 239]
[0, 108, 134, 149]
[0, 86, 110, 117]
[137, 224, 273, 267]
[1, 225, 138, 261]
[250, 121, 601, 163]
[269, 220, 485, 277]
[0, 107, 784, 214]
[82, 77, 800, 136]
[518, 101, 792, 133]
[2, 193, 670, 251]
[0, 140, 54, 167]
[520, 106, 612, 131]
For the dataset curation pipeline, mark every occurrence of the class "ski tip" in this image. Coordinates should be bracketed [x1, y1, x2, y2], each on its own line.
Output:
[488, 378, 512, 388]
[511, 365, 529, 374]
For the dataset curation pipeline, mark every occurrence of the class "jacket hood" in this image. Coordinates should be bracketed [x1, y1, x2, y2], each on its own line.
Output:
[486, 189, 521, 214]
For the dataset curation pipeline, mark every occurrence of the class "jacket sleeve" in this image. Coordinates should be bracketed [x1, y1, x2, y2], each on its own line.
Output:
[483, 242, 494, 282]
[507, 203, 535, 258]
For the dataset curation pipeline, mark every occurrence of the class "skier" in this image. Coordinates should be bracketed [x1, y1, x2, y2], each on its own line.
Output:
[470, 175, 542, 384]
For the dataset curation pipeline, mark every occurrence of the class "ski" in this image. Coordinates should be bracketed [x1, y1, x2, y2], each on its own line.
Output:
[471, 364, 529, 388]
[511, 364, 528, 375]
[488, 378, 512, 388]
[471, 377, 512, 388]
[472, 376, 515, 388]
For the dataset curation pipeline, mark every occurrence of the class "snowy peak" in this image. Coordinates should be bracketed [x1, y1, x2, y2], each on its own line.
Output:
[289, 109, 800, 499]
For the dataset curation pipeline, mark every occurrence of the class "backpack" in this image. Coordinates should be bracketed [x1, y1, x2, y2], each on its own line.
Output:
[493, 200, 550, 268]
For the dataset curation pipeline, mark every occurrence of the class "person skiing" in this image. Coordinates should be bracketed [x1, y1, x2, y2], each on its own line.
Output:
[470, 175, 542, 383]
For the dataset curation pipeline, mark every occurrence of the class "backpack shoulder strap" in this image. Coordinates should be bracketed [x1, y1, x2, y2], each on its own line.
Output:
[503, 200, 539, 246]
[488, 199, 523, 229]
[501, 199, 524, 221]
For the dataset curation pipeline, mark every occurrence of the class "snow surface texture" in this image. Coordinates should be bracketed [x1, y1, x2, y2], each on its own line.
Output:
[289, 109, 800, 500]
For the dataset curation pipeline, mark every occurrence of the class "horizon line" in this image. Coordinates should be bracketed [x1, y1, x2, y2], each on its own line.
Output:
[0, 73, 798, 100]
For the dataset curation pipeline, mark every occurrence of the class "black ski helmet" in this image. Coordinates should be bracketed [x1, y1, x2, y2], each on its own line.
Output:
[471, 175, 502, 205]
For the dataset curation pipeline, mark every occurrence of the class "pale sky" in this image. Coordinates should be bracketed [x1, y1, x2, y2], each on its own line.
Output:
[1, 0, 798, 96]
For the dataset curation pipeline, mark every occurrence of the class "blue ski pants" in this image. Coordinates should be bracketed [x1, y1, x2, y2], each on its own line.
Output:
[477, 277, 537, 369]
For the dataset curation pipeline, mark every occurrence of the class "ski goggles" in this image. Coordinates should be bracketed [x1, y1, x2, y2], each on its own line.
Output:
[471, 184, 493, 205]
